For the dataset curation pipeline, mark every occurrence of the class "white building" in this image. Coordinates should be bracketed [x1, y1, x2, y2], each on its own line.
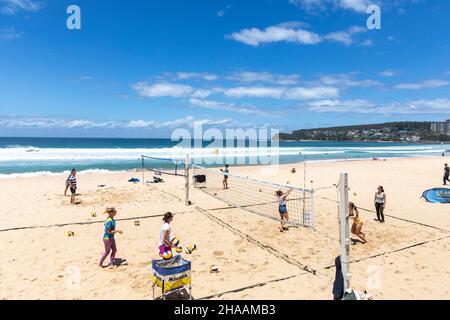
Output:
[431, 120, 450, 135]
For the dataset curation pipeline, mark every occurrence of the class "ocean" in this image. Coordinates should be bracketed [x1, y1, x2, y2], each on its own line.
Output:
[1, 137, 449, 178]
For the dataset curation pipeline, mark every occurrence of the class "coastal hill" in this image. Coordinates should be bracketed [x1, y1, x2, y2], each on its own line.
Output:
[277, 121, 450, 142]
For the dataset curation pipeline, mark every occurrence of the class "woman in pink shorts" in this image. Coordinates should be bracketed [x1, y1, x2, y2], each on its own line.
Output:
[159, 212, 174, 256]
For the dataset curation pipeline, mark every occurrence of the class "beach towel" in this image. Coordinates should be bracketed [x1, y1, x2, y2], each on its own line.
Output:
[422, 188, 450, 203]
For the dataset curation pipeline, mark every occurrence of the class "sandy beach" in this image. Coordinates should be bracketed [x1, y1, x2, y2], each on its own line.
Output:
[1, 156, 450, 300]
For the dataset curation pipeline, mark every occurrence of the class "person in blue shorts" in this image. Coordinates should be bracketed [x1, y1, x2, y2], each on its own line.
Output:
[276, 188, 292, 232]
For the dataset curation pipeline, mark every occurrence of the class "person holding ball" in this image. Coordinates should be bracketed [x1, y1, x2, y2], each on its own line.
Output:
[159, 212, 175, 259]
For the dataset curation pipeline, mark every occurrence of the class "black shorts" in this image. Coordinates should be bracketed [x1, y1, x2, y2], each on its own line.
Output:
[70, 187, 76, 195]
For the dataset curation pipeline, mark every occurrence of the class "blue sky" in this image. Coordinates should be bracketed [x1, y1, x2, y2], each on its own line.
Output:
[0, 0, 449, 138]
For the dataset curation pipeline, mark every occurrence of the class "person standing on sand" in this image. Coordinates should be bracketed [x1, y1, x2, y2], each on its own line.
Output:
[68, 169, 77, 204]
[348, 202, 367, 244]
[374, 186, 386, 223]
[276, 189, 292, 232]
[220, 164, 229, 189]
[159, 212, 174, 257]
[99, 208, 122, 269]
[443, 164, 450, 185]
[64, 169, 75, 196]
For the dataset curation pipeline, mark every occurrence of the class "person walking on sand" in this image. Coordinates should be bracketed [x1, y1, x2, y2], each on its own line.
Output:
[99, 208, 122, 269]
[443, 164, 450, 185]
[68, 169, 77, 204]
[64, 169, 75, 196]
[220, 164, 229, 189]
[374, 186, 386, 223]
[276, 189, 292, 232]
[159, 212, 174, 257]
[348, 202, 367, 244]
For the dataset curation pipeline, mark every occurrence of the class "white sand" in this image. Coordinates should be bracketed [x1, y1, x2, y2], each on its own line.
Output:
[1, 156, 450, 300]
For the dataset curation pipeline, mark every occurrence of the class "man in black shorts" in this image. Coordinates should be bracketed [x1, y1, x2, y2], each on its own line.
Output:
[444, 164, 450, 185]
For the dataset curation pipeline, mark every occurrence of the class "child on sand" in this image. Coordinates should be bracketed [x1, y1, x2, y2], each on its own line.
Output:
[348, 202, 367, 244]
[159, 212, 174, 257]
[276, 189, 292, 232]
[99, 208, 122, 269]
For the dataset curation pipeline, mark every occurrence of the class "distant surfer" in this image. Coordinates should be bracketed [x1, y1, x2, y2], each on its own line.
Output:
[444, 164, 450, 185]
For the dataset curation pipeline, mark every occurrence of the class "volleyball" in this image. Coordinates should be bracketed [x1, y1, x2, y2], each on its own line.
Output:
[162, 250, 173, 260]
[185, 244, 197, 254]
[170, 236, 180, 247]
[210, 265, 219, 273]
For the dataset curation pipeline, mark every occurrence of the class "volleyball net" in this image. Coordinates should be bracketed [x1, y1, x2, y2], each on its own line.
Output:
[140, 155, 186, 183]
[192, 165, 315, 228]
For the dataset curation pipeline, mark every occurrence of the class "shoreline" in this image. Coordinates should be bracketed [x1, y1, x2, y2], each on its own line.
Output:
[1, 154, 446, 179]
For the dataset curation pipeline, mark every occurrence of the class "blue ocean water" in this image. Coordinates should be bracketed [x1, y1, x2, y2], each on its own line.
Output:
[1, 137, 449, 177]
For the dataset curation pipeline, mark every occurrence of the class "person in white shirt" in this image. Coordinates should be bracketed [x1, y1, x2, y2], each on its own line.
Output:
[374, 186, 386, 223]
[159, 212, 174, 257]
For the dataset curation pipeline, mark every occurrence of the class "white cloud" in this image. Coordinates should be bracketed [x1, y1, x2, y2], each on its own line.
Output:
[217, 5, 232, 17]
[221, 86, 286, 99]
[132, 82, 194, 98]
[360, 39, 373, 47]
[308, 99, 374, 112]
[285, 86, 340, 100]
[191, 89, 213, 98]
[229, 23, 370, 47]
[220, 85, 339, 100]
[394, 79, 450, 90]
[0, 116, 235, 130]
[339, 0, 374, 12]
[319, 73, 382, 88]
[0, 27, 22, 40]
[77, 76, 94, 81]
[227, 71, 300, 85]
[289, 0, 377, 13]
[1, 0, 41, 15]
[324, 26, 366, 45]
[307, 98, 450, 114]
[227, 25, 322, 46]
[174, 72, 218, 81]
[189, 98, 274, 116]
[380, 70, 397, 77]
